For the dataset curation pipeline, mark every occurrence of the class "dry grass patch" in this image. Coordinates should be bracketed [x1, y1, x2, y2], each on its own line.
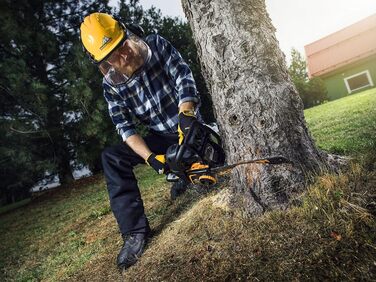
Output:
[1, 163, 375, 281]
[122, 163, 376, 281]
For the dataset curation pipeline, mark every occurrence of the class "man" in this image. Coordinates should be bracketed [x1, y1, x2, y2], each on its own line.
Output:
[80, 12, 200, 269]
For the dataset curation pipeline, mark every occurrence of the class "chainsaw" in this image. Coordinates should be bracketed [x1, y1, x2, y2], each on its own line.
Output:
[165, 121, 289, 186]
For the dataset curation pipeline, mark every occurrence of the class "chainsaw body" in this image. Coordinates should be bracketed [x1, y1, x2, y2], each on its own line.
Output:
[165, 121, 225, 185]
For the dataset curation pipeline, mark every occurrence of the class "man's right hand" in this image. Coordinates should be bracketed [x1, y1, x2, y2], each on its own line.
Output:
[178, 109, 196, 145]
[146, 153, 167, 174]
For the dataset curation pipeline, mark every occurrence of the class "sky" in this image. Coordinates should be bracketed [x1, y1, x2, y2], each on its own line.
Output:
[111, 0, 376, 62]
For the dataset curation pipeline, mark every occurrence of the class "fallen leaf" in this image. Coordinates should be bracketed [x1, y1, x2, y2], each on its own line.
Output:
[330, 231, 342, 241]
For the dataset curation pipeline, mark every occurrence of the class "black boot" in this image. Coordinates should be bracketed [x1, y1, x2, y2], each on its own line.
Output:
[117, 233, 148, 269]
[170, 179, 188, 200]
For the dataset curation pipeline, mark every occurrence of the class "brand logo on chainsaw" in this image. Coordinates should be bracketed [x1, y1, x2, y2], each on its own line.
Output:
[100, 36, 112, 50]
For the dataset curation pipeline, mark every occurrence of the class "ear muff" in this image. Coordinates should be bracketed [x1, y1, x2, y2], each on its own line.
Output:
[126, 23, 145, 38]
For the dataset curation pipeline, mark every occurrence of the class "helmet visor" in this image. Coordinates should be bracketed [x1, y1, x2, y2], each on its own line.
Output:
[98, 33, 150, 86]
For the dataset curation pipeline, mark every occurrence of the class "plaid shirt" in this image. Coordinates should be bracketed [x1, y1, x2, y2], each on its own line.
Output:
[103, 34, 200, 141]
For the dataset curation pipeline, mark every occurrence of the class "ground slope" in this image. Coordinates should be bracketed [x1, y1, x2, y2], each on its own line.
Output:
[1, 88, 376, 281]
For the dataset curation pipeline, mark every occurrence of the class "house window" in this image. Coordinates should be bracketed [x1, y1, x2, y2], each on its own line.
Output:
[344, 70, 374, 94]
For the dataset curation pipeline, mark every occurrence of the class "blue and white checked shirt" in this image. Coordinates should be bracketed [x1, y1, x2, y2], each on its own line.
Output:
[103, 34, 200, 141]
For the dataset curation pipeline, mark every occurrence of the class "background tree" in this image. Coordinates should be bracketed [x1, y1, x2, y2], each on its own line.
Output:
[0, 0, 111, 203]
[288, 48, 328, 108]
[182, 0, 340, 214]
[0, 118, 51, 205]
[64, 38, 118, 175]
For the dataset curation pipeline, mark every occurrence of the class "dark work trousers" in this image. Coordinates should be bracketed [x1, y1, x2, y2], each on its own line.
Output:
[101, 131, 178, 236]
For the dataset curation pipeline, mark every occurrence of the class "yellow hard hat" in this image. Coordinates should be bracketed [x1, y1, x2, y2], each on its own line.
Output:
[80, 12, 125, 63]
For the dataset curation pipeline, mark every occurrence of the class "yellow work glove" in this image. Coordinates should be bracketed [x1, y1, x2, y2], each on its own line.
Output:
[178, 109, 196, 145]
[146, 153, 167, 174]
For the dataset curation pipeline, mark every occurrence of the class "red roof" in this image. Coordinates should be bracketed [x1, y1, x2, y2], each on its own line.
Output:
[305, 13, 376, 78]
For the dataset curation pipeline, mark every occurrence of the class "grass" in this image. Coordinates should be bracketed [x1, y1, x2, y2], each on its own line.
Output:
[0, 198, 31, 215]
[1, 88, 376, 281]
[120, 165, 376, 281]
[0, 167, 208, 281]
[0, 175, 113, 281]
[304, 88, 376, 155]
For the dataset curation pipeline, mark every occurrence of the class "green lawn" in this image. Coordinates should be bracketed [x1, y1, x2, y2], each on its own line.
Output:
[1, 88, 375, 281]
[0, 168, 205, 281]
[0, 175, 112, 281]
[0, 198, 31, 214]
[304, 88, 376, 155]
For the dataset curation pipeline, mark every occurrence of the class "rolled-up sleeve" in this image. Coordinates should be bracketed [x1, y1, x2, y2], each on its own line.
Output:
[155, 35, 200, 107]
[103, 83, 137, 141]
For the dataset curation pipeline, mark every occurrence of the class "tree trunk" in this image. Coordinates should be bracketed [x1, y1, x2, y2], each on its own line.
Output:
[182, 0, 338, 214]
[57, 152, 74, 185]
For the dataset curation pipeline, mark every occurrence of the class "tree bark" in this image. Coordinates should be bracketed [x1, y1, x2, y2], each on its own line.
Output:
[182, 0, 339, 214]
[58, 158, 74, 185]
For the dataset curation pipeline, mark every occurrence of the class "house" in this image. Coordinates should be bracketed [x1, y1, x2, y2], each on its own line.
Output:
[305, 13, 376, 100]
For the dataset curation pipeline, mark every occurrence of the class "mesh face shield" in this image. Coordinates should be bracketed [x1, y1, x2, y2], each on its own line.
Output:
[98, 33, 150, 86]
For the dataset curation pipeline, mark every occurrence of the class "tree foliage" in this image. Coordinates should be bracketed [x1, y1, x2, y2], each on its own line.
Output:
[288, 48, 328, 108]
[0, 0, 112, 204]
